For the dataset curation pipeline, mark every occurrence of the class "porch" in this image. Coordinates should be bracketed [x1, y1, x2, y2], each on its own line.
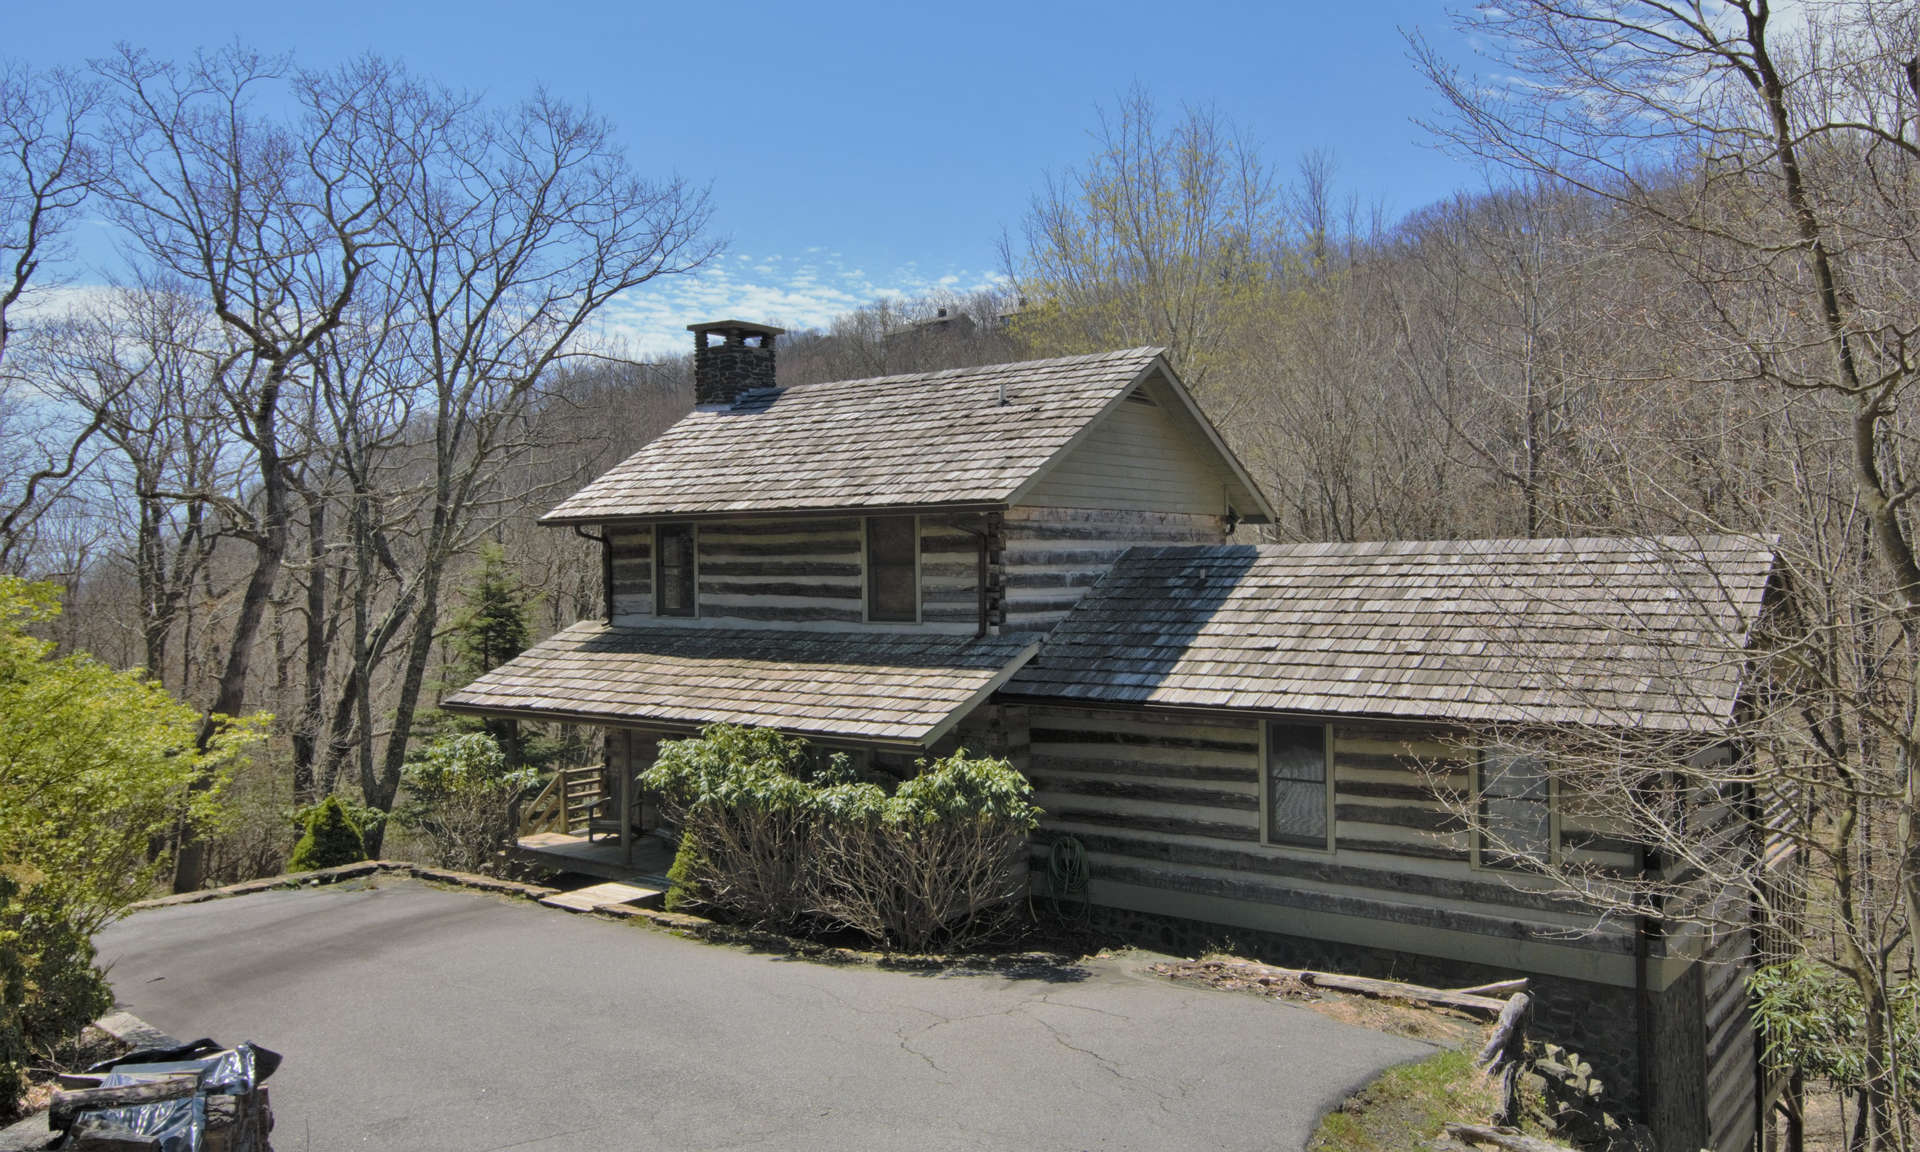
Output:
[514, 762, 674, 883]
[511, 830, 675, 883]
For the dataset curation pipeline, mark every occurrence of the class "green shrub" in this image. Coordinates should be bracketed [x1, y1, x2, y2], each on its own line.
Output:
[288, 796, 367, 872]
[815, 751, 1041, 951]
[0, 872, 112, 1119]
[395, 733, 537, 874]
[646, 732, 823, 929]
[0, 576, 249, 1116]
[641, 725, 1040, 949]
[663, 832, 710, 914]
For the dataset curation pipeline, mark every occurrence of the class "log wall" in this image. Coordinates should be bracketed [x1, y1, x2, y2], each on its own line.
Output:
[1701, 925, 1758, 1152]
[695, 517, 864, 624]
[608, 527, 651, 620]
[605, 515, 982, 631]
[1001, 507, 1225, 634]
[1025, 700, 1762, 1152]
[1025, 703, 1642, 980]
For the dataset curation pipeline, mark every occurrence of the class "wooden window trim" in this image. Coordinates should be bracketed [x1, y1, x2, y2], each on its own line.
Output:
[653, 522, 698, 618]
[862, 514, 921, 624]
[1471, 748, 1560, 871]
[1258, 720, 1334, 852]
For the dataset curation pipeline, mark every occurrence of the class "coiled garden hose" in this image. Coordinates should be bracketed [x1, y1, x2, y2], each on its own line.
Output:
[1045, 836, 1090, 924]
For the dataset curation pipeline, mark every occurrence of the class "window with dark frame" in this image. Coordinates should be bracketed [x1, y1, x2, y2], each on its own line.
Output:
[865, 516, 918, 622]
[1478, 749, 1553, 869]
[654, 523, 696, 617]
[1265, 721, 1329, 847]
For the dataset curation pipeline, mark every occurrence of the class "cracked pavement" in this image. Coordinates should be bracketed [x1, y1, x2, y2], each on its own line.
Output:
[95, 878, 1431, 1150]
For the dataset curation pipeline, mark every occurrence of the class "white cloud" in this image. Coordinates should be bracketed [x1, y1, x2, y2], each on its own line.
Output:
[586, 250, 1005, 358]
[10, 252, 1007, 366]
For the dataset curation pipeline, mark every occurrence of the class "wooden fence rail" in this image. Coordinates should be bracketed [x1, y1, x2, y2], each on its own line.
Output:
[519, 765, 607, 836]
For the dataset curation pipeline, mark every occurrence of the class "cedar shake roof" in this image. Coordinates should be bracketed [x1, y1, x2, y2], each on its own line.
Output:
[542, 348, 1178, 523]
[442, 623, 1039, 745]
[1005, 536, 1776, 732]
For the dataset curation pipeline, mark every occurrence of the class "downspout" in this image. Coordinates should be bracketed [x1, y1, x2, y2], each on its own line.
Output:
[574, 525, 611, 623]
[956, 512, 1005, 638]
[1636, 838, 1661, 1130]
[976, 528, 989, 638]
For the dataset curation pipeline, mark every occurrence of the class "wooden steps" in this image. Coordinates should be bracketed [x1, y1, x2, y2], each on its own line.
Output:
[539, 880, 665, 914]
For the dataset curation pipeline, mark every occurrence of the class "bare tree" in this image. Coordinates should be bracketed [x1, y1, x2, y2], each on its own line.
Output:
[347, 86, 715, 848]
[40, 282, 235, 683]
[0, 61, 102, 567]
[1004, 85, 1281, 394]
[95, 47, 419, 888]
[1414, 3, 1920, 1144]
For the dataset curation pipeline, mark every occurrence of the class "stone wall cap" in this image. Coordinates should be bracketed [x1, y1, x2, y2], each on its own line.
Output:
[687, 319, 786, 336]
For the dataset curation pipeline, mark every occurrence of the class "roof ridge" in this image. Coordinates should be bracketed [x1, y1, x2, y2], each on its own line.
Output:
[768, 346, 1165, 394]
[1136, 533, 1772, 558]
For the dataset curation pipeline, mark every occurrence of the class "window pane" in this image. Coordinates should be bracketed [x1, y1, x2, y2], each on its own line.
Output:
[655, 524, 695, 617]
[1480, 750, 1551, 867]
[1484, 751, 1548, 799]
[867, 517, 917, 621]
[1485, 797, 1552, 863]
[1267, 723, 1327, 845]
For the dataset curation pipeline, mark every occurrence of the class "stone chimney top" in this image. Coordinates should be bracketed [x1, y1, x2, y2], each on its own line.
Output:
[688, 320, 785, 406]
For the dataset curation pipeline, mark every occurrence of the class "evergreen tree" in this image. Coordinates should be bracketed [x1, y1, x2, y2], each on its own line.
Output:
[451, 544, 532, 682]
[288, 796, 367, 871]
[446, 544, 533, 768]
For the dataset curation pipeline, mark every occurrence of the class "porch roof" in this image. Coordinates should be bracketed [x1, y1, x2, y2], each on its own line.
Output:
[442, 622, 1039, 746]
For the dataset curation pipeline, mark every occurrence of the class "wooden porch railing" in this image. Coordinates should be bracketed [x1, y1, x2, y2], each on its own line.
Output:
[518, 764, 607, 836]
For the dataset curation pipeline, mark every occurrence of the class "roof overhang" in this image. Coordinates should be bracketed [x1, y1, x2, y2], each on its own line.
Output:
[540, 500, 1008, 529]
[443, 622, 1040, 749]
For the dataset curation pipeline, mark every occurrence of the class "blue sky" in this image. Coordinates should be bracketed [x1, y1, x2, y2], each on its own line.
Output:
[16, 1, 1485, 356]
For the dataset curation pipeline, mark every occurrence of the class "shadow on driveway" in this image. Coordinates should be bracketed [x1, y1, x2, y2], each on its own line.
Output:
[96, 878, 1430, 1152]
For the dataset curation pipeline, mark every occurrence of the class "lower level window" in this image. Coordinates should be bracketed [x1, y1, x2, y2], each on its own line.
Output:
[1478, 750, 1553, 868]
[1265, 722, 1330, 848]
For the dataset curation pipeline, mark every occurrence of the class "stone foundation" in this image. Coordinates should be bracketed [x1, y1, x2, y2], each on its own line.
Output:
[1088, 904, 1709, 1150]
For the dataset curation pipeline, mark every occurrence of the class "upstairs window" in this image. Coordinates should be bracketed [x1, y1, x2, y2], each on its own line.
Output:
[1477, 750, 1554, 869]
[1264, 722, 1331, 849]
[654, 523, 696, 617]
[866, 516, 918, 622]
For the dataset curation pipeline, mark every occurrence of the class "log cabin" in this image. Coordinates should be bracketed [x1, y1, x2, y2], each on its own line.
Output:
[444, 319, 1777, 1152]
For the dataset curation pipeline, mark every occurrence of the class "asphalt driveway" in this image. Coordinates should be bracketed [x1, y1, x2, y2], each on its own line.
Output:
[95, 878, 1429, 1151]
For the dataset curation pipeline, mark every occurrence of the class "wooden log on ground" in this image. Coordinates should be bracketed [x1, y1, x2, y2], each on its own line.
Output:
[1442, 1122, 1572, 1152]
[1451, 978, 1530, 997]
[1161, 957, 1512, 1014]
[50, 1074, 198, 1130]
[1302, 971, 1510, 1015]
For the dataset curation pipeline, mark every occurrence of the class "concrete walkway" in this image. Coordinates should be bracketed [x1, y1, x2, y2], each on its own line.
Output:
[96, 878, 1430, 1151]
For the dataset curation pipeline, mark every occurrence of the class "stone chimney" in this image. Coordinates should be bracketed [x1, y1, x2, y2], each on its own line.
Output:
[688, 320, 785, 406]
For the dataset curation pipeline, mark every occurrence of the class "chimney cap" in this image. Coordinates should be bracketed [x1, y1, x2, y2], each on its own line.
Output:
[686, 319, 786, 337]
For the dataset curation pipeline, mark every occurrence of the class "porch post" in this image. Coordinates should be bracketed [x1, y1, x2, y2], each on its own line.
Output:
[618, 729, 633, 867]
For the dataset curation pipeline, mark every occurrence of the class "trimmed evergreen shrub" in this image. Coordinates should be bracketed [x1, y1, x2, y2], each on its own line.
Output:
[288, 796, 367, 871]
[662, 832, 710, 914]
[814, 751, 1041, 950]
[641, 724, 1041, 949]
